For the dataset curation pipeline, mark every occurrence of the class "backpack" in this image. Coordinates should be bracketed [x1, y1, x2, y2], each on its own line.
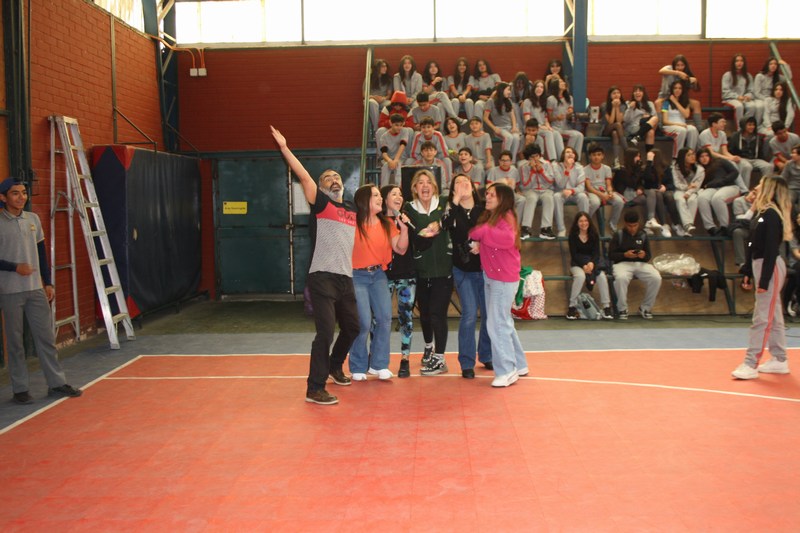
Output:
[576, 292, 602, 320]
[511, 269, 547, 320]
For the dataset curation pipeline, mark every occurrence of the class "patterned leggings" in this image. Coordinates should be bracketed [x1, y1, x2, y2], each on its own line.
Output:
[388, 277, 416, 357]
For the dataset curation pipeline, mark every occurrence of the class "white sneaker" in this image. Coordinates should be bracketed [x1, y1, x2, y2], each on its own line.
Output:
[557, 229, 566, 238]
[368, 368, 394, 380]
[731, 363, 758, 380]
[351, 373, 368, 381]
[492, 371, 519, 387]
[673, 224, 686, 237]
[645, 218, 662, 230]
[757, 358, 790, 374]
[517, 367, 529, 377]
[788, 301, 798, 318]
[683, 223, 694, 237]
[660, 225, 672, 238]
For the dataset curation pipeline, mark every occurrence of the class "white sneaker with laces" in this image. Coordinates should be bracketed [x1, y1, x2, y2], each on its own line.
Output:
[757, 358, 790, 374]
[732, 363, 758, 380]
[492, 371, 519, 387]
[788, 301, 797, 318]
[645, 218, 662, 230]
[557, 229, 566, 238]
[351, 373, 368, 381]
[673, 224, 685, 237]
[368, 368, 394, 380]
[517, 367, 529, 377]
[660, 225, 672, 238]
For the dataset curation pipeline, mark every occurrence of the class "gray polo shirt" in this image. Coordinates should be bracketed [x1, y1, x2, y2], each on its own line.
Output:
[0, 209, 44, 294]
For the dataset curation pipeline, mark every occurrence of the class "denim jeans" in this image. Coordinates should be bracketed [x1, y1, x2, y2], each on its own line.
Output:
[349, 268, 392, 373]
[453, 267, 492, 369]
[483, 274, 527, 377]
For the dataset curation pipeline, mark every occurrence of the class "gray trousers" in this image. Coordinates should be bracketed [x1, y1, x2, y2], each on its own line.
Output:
[0, 289, 67, 393]
[612, 261, 662, 312]
[520, 189, 554, 228]
[745, 257, 787, 367]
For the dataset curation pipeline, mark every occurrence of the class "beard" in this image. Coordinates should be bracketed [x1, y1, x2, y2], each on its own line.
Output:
[320, 185, 343, 203]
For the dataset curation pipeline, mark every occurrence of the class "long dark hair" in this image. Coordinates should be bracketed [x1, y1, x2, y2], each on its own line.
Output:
[473, 58, 493, 79]
[452, 56, 470, 91]
[398, 55, 417, 80]
[672, 54, 700, 90]
[696, 147, 723, 184]
[512, 72, 532, 101]
[630, 84, 653, 111]
[370, 59, 391, 91]
[667, 79, 689, 108]
[447, 173, 481, 206]
[354, 184, 391, 240]
[761, 56, 781, 87]
[530, 79, 548, 109]
[773, 81, 791, 123]
[477, 183, 521, 249]
[569, 211, 599, 242]
[676, 147, 696, 177]
[730, 53, 750, 89]
[544, 58, 562, 79]
[422, 60, 443, 90]
[547, 77, 570, 101]
[604, 85, 622, 111]
[493, 82, 513, 113]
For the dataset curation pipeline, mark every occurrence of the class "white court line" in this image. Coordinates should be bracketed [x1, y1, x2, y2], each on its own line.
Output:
[103, 372, 800, 404]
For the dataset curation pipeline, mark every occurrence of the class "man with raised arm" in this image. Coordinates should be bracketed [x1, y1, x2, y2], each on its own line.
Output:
[270, 126, 359, 406]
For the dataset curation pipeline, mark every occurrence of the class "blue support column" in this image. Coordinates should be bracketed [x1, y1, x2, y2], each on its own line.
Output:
[571, 0, 588, 112]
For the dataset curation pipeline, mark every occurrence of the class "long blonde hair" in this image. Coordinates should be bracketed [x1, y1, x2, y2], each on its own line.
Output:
[753, 176, 792, 242]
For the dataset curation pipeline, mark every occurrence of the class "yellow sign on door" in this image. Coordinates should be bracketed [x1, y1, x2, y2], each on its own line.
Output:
[223, 201, 248, 215]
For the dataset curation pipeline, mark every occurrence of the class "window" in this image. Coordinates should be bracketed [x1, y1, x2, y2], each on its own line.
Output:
[589, 0, 701, 37]
[706, 0, 800, 39]
[435, 0, 563, 39]
[94, 0, 145, 32]
[176, 0, 301, 44]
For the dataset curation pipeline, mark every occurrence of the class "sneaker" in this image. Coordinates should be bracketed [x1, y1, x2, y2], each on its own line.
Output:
[351, 373, 368, 382]
[305, 389, 339, 405]
[368, 367, 393, 380]
[644, 227, 654, 236]
[329, 367, 352, 386]
[491, 371, 519, 387]
[12, 391, 33, 405]
[483, 361, 494, 371]
[707, 226, 720, 236]
[788, 302, 798, 318]
[612, 158, 621, 170]
[628, 134, 640, 146]
[673, 224, 685, 237]
[557, 229, 566, 238]
[683, 223, 694, 237]
[461, 368, 475, 379]
[520, 226, 531, 238]
[421, 356, 448, 376]
[517, 367, 529, 377]
[757, 358, 790, 374]
[398, 359, 411, 378]
[660, 225, 672, 238]
[639, 307, 653, 319]
[566, 306, 580, 320]
[48, 384, 82, 398]
[421, 346, 434, 367]
[732, 363, 758, 380]
[602, 307, 614, 320]
[645, 218, 662, 230]
[539, 227, 556, 240]
[618, 309, 629, 320]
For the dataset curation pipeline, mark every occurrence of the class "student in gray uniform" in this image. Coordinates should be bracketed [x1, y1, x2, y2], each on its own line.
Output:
[760, 81, 795, 139]
[754, 56, 793, 102]
[656, 55, 704, 129]
[722, 53, 763, 127]
[511, 72, 533, 130]
[769, 121, 800, 172]
[697, 113, 749, 193]
[609, 210, 662, 320]
[695, 147, 741, 236]
[729, 116, 774, 188]
[584, 143, 624, 232]
[471, 59, 501, 120]
[517, 119, 547, 164]
[517, 143, 557, 239]
[661, 80, 699, 160]
[781, 145, 800, 208]
[546, 78, 584, 160]
[378, 114, 414, 187]
[624, 84, 659, 152]
[448, 57, 475, 121]
[422, 60, 465, 126]
[553, 146, 589, 237]
[0, 178, 83, 405]
[733, 177, 792, 380]
[454, 147, 485, 190]
[484, 82, 521, 164]
[600, 86, 628, 168]
[393, 55, 423, 105]
[411, 93, 443, 131]
[465, 117, 494, 170]
[367, 58, 393, 133]
[670, 147, 704, 236]
[523, 79, 563, 161]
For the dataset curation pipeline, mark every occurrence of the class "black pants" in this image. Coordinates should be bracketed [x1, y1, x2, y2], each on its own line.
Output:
[307, 272, 359, 392]
[416, 276, 453, 354]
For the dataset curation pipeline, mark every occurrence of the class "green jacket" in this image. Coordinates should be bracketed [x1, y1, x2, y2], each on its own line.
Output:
[404, 196, 452, 279]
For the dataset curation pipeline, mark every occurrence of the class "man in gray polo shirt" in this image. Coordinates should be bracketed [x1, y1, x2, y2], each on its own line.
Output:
[0, 178, 82, 405]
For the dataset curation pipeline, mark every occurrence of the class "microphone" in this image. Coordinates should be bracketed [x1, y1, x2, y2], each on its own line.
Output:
[392, 209, 416, 230]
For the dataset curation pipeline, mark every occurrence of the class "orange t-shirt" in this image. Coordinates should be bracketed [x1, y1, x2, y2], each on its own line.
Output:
[352, 220, 399, 270]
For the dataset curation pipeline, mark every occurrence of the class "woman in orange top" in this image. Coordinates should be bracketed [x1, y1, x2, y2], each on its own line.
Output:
[349, 184, 409, 381]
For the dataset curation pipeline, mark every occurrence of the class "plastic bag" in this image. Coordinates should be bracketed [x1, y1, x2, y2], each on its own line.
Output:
[652, 253, 701, 276]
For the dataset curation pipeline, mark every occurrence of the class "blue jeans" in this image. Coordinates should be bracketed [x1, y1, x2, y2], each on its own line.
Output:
[453, 267, 492, 369]
[483, 274, 526, 376]
[349, 268, 392, 373]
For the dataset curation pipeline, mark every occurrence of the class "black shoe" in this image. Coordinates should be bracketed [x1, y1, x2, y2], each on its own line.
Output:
[421, 346, 434, 367]
[483, 361, 493, 371]
[539, 227, 556, 240]
[566, 306, 580, 320]
[398, 359, 411, 378]
[707, 227, 719, 236]
[305, 389, 338, 405]
[462, 368, 475, 379]
[48, 384, 82, 398]
[329, 367, 352, 386]
[520, 226, 531, 238]
[13, 391, 33, 405]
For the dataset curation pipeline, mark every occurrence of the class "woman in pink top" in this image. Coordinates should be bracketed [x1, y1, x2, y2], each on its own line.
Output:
[469, 183, 527, 387]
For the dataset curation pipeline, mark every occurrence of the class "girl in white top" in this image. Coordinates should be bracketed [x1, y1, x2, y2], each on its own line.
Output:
[448, 57, 475, 120]
[367, 59, 393, 133]
[484, 82, 521, 164]
[422, 60, 464, 126]
[546, 78, 584, 160]
[661, 80, 699, 159]
[443, 117, 467, 165]
[722, 53, 763, 126]
[624, 84, 659, 149]
[472, 59, 501, 122]
[760, 81, 795, 139]
[656, 55, 703, 128]
[754, 56, 793, 101]
[670, 147, 704, 236]
[522, 79, 563, 161]
[393, 55, 423, 105]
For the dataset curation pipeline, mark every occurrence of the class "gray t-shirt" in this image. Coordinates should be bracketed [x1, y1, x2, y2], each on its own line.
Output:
[0, 209, 45, 294]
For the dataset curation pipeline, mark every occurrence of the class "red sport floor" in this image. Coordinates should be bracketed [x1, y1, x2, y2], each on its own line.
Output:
[1, 349, 799, 532]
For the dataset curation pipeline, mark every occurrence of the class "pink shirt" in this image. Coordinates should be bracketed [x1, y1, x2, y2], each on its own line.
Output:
[469, 215, 520, 282]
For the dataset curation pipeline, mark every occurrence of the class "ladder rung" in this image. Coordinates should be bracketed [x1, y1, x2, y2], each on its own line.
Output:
[55, 263, 75, 271]
[112, 313, 130, 324]
[78, 174, 92, 180]
[90, 230, 107, 238]
[104, 285, 122, 295]
[55, 316, 78, 327]
[98, 258, 113, 266]
[85, 202, 99, 208]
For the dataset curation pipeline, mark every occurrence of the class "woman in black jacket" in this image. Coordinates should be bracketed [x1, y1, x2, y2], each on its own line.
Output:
[696, 147, 741, 236]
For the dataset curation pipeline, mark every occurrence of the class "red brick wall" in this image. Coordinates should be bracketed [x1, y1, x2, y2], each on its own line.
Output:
[27, 0, 162, 341]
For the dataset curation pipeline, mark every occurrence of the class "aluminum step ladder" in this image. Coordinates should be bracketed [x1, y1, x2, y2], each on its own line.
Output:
[50, 115, 135, 349]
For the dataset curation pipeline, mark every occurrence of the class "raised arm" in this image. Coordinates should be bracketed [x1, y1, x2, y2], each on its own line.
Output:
[271, 126, 317, 204]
